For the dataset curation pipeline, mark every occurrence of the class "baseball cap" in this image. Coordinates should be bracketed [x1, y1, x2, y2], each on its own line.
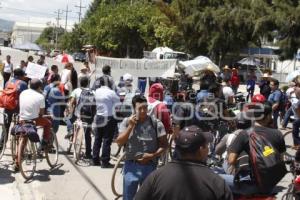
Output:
[175, 125, 213, 153]
[123, 73, 133, 81]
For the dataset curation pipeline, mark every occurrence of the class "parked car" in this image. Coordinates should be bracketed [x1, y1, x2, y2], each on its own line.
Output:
[73, 52, 86, 62]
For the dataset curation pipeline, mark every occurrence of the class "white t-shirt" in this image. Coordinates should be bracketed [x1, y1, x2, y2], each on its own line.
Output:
[222, 86, 234, 103]
[70, 88, 83, 104]
[61, 69, 72, 91]
[19, 89, 45, 120]
[3, 60, 13, 73]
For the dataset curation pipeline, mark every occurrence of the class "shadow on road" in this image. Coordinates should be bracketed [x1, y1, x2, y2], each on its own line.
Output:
[0, 165, 15, 184]
[24, 163, 67, 183]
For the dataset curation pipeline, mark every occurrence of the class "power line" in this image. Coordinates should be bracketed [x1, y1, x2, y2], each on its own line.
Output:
[63, 5, 72, 32]
[54, 9, 63, 49]
[75, 0, 86, 23]
[0, 6, 79, 20]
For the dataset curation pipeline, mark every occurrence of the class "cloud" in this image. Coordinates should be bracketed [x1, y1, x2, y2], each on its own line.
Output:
[0, 0, 92, 26]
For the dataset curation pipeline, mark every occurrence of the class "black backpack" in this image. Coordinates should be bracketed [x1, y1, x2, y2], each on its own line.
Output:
[77, 89, 96, 122]
[278, 90, 287, 112]
[248, 131, 287, 193]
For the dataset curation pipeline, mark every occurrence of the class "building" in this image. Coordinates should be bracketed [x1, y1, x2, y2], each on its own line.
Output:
[11, 22, 47, 46]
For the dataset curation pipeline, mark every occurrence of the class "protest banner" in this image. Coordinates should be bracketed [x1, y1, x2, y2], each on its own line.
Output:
[25, 62, 47, 79]
[95, 56, 177, 80]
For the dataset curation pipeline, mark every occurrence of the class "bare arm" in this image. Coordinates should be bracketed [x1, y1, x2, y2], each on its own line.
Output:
[227, 152, 238, 165]
[137, 135, 168, 164]
[115, 115, 137, 146]
[39, 108, 45, 117]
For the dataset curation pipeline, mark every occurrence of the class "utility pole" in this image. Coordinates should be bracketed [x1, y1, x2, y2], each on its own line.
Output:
[75, 0, 86, 23]
[54, 9, 62, 49]
[63, 5, 72, 32]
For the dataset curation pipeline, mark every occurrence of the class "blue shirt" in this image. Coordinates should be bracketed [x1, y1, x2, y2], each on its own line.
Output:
[246, 79, 255, 91]
[5, 78, 28, 94]
[196, 90, 209, 103]
[268, 89, 281, 105]
[43, 84, 63, 117]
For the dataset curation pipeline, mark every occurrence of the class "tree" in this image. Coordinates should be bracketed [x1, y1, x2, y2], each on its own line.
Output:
[36, 26, 65, 50]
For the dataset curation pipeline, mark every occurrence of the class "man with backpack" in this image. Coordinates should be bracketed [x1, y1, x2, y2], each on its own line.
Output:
[0, 68, 28, 146]
[227, 102, 286, 195]
[115, 95, 168, 200]
[268, 79, 283, 129]
[67, 76, 95, 159]
[92, 65, 116, 91]
[43, 74, 63, 134]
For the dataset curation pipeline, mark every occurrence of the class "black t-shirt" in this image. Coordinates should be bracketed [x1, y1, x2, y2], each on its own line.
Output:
[135, 160, 233, 200]
[228, 125, 286, 155]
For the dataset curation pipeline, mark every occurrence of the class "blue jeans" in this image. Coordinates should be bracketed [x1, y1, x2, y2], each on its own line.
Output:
[138, 78, 147, 94]
[52, 119, 60, 134]
[64, 118, 73, 133]
[293, 119, 300, 145]
[123, 160, 156, 200]
[283, 107, 293, 128]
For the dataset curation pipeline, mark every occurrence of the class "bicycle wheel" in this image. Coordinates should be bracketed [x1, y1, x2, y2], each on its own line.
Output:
[111, 152, 125, 198]
[10, 135, 18, 162]
[73, 124, 84, 163]
[18, 136, 36, 180]
[284, 130, 292, 139]
[111, 143, 122, 161]
[0, 125, 7, 160]
[45, 132, 59, 168]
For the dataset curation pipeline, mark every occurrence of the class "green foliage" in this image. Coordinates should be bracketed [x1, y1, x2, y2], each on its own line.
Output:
[36, 27, 65, 50]
[38, 0, 300, 61]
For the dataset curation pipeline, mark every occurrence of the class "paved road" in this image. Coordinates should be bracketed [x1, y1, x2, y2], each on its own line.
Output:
[0, 47, 295, 200]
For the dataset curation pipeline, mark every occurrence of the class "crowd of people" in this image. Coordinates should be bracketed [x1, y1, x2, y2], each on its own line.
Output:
[1, 53, 299, 200]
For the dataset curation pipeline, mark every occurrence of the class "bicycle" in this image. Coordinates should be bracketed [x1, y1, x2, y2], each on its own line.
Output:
[0, 111, 8, 160]
[11, 119, 59, 180]
[281, 155, 300, 200]
[111, 152, 125, 198]
[69, 119, 92, 166]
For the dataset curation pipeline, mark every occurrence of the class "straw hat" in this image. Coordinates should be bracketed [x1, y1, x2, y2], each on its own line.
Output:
[261, 73, 270, 78]
[223, 65, 230, 70]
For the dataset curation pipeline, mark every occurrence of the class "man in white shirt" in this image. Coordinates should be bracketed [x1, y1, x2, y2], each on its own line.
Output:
[282, 82, 298, 129]
[222, 80, 235, 105]
[92, 76, 120, 168]
[19, 79, 52, 145]
[2, 55, 13, 86]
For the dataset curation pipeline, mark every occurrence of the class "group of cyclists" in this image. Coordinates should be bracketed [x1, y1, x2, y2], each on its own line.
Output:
[0, 53, 299, 200]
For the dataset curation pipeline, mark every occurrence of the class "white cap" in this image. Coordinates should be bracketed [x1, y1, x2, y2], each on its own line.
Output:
[123, 73, 133, 81]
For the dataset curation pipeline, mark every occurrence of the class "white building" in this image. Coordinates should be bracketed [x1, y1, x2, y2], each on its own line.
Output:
[11, 22, 47, 46]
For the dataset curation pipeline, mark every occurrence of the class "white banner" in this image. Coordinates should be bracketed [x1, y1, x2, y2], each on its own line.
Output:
[25, 62, 47, 79]
[95, 56, 177, 80]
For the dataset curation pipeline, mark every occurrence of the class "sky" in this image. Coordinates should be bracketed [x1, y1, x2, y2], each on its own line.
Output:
[0, 0, 93, 29]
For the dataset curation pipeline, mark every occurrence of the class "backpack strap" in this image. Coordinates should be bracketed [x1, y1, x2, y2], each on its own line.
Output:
[149, 116, 158, 138]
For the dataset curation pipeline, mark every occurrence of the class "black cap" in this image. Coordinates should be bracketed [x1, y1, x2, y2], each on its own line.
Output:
[13, 68, 26, 77]
[175, 125, 213, 153]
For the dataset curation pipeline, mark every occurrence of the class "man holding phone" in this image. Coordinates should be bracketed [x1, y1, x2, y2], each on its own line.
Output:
[116, 95, 168, 200]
